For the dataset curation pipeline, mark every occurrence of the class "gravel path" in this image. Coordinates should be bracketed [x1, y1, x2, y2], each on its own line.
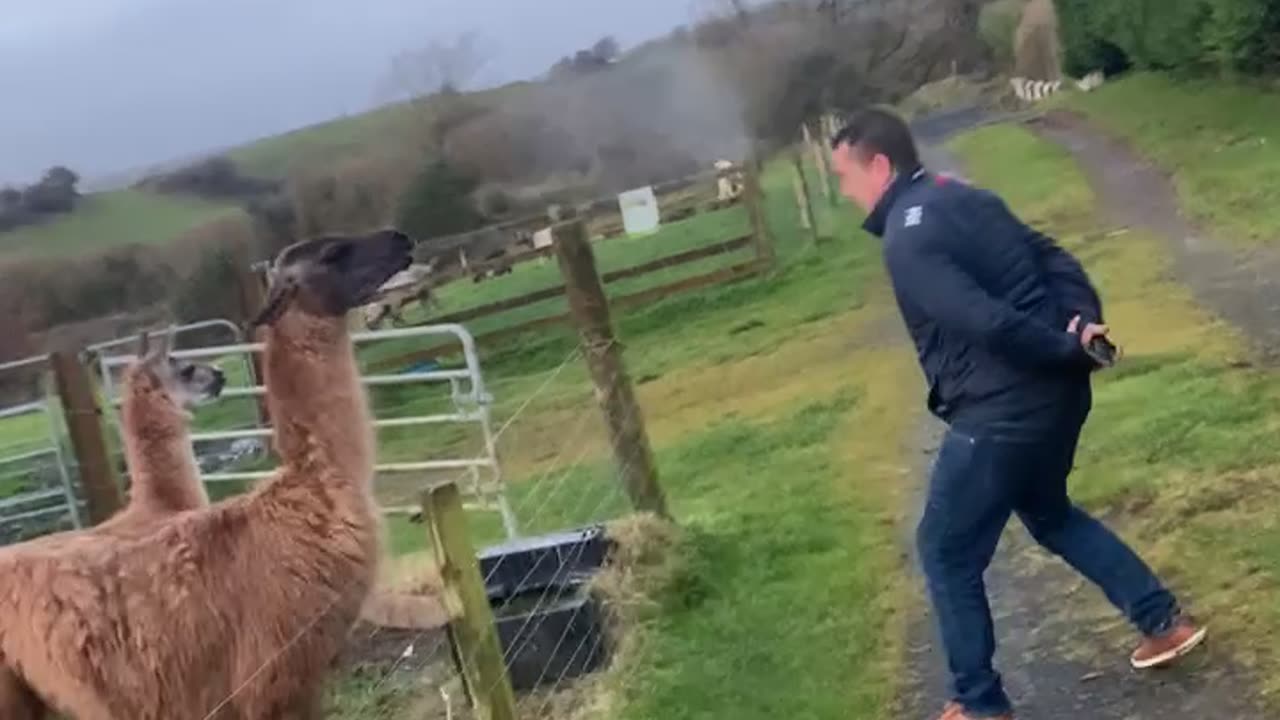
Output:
[1031, 110, 1280, 360]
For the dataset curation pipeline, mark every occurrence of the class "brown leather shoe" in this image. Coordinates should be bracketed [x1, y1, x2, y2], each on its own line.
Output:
[938, 701, 1014, 719]
[1131, 616, 1208, 669]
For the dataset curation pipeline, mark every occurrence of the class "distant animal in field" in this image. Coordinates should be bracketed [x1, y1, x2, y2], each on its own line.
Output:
[714, 159, 744, 202]
[363, 259, 441, 329]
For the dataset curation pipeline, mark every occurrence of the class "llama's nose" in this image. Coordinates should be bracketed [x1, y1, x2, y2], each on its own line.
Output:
[210, 369, 227, 396]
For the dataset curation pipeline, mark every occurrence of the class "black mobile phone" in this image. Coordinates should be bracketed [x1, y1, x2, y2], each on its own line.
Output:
[1085, 335, 1119, 368]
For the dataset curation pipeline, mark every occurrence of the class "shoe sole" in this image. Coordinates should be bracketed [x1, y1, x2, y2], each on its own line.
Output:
[1130, 626, 1208, 670]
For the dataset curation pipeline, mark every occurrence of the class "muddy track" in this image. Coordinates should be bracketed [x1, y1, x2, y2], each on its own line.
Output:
[892, 140, 1268, 719]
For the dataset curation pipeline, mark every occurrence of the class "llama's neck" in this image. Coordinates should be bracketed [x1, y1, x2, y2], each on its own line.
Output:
[261, 312, 375, 492]
[119, 381, 207, 512]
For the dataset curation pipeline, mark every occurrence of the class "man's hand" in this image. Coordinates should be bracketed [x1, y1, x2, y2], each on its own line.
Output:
[1067, 315, 1107, 344]
[1068, 315, 1119, 368]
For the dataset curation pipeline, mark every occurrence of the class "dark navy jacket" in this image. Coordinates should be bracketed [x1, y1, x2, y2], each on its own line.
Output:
[864, 168, 1101, 429]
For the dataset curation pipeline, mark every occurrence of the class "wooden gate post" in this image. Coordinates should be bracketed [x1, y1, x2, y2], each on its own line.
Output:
[552, 220, 669, 518]
[233, 246, 271, 427]
[801, 121, 835, 205]
[743, 163, 777, 267]
[50, 351, 122, 524]
[423, 483, 517, 720]
[790, 149, 819, 245]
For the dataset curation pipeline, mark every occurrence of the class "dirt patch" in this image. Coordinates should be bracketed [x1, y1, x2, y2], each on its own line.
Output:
[1029, 110, 1280, 362]
[344, 622, 452, 673]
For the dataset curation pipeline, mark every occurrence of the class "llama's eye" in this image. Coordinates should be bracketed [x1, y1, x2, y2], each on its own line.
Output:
[180, 366, 196, 381]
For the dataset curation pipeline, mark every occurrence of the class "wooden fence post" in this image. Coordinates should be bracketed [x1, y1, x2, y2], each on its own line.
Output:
[50, 351, 122, 524]
[801, 122, 834, 206]
[423, 483, 517, 720]
[552, 220, 669, 518]
[743, 164, 776, 267]
[790, 149, 819, 245]
[233, 247, 271, 427]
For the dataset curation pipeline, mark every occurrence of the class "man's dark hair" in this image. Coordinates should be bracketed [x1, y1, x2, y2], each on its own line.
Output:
[830, 107, 921, 173]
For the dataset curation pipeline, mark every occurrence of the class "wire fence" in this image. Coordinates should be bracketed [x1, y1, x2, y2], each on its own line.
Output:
[0, 141, 850, 720]
[186, 333, 646, 720]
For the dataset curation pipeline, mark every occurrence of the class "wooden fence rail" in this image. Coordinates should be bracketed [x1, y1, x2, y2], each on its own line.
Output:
[425, 234, 754, 327]
[369, 257, 770, 373]
[370, 164, 769, 373]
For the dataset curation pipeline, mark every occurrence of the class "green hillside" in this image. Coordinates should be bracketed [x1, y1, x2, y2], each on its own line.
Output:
[0, 190, 239, 260]
[226, 82, 529, 180]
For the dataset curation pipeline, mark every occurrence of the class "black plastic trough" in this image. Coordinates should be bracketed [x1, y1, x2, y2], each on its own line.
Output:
[476, 525, 615, 691]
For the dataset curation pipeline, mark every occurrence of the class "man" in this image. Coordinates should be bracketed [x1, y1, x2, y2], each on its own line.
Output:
[829, 108, 1206, 719]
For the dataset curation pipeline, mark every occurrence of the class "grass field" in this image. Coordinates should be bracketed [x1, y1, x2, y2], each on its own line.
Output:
[950, 124, 1280, 696]
[361, 203, 757, 367]
[225, 103, 423, 180]
[327, 154, 925, 718]
[0, 190, 239, 259]
[7, 117, 1280, 714]
[1064, 72, 1280, 247]
[225, 83, 525, 180]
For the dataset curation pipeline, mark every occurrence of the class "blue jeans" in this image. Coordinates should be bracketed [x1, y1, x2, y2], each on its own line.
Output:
[917, 408, 1179, 716]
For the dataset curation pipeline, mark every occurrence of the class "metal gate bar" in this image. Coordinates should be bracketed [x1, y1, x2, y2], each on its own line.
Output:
[0, 355, 83, 533]
[96, 323, 517, 538]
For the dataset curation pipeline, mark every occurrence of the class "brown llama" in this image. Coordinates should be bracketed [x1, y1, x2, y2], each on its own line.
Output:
[109, 329, 225, 522]
[0, 334, 225, 717]
[0, 229, 412, 719]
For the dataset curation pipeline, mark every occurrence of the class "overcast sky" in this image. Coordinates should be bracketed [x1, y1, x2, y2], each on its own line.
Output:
[0, 0, 706, 186]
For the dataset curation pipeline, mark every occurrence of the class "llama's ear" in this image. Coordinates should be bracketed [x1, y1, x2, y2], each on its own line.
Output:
[252, 281, 298, 327]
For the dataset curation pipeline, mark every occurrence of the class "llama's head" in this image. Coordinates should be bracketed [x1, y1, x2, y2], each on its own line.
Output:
[254, 229, 413, 327]
[123, 330, 226, 414]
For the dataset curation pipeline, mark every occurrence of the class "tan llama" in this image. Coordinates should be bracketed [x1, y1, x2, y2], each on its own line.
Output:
[0, 229, 412, 719]
[111, 329, 225, 521]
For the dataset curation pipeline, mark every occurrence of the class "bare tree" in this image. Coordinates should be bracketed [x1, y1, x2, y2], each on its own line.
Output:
[1015, 0, 1062, 80]
[376, 31, 491, 103]
[592, 36, 621, 63]
[690, 0, 989, 148]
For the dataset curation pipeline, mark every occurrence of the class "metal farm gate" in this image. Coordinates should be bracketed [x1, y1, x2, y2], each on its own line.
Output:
[91, 319, 267, 480]
[95, 323, 516, 539]
[0, 355, 82, 542]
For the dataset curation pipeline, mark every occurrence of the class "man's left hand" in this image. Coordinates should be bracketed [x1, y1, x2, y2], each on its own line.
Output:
[1068, 315, 1119, 368]
[1066, 315, 1109, 346]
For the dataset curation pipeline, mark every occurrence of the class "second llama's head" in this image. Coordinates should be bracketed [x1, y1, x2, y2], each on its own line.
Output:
[253, 229, 413, 327]
[122, 330, 226, 416]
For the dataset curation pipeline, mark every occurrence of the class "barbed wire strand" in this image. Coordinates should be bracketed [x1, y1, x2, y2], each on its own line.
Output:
[198, 343, 590, 719]
[444, 469, 633, 719]
[346, 460, 617, 719]
[392, 358, 633, 717]
[352, 455, 629, 719]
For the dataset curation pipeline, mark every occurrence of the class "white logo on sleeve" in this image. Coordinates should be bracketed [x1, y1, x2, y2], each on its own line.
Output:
[904, 206, 923, 228]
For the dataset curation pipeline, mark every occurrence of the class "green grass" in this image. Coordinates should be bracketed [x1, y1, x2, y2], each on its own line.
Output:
[365, 158, 844, 371]
[386, 204, 755, 341]
[0, 190, 239, 259]
[226, 103, 423, 179]
[0, 152, 914, 717]
[1065, 72, 1280, 246]
[613, 394, 900, 719]
[328, 154, 919, 718]
[362, 161, 874, 491]
[950, 123, 1280, 697]
[227, 84, 524, 179]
